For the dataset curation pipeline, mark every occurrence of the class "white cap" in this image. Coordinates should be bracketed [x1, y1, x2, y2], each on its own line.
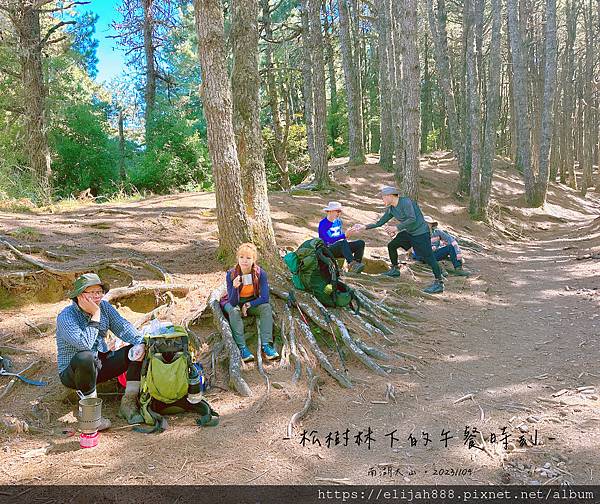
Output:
[323, 201, 343, 212]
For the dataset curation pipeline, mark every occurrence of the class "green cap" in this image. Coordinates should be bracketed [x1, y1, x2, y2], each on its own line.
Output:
[67, 273, 108, 299]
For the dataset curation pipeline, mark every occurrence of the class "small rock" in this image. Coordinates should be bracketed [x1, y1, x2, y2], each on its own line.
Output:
[507, 442, 516, 451]
[519, 425, 529, 433]
[543, 462, 551, 469]
[518, 464, 524, 471]
[589, 395, 598, 400]
[527, 416, 540, 423]
[540, 471, 548, 478]
[530, 480, 540, 485]
[403, 477, 410, 482]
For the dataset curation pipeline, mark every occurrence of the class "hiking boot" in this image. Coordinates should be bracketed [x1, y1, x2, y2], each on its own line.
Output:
[449, 265, 470, 277]
[381, 266, 400, 278]
[262, 343, 280, 361]
[239, 346, 255, 363]
[118, 394, 144, 424]
[98, 417, 112, 431]
[423, 279, 444, 294]
[348, 261, 366, 274]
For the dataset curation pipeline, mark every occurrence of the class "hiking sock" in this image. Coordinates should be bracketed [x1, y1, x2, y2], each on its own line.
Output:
[80, 389, 97, 399]
[125, 381, 140, 396]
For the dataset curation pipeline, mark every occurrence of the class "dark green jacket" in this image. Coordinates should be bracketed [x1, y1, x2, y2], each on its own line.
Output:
[366, 196, 429, 236]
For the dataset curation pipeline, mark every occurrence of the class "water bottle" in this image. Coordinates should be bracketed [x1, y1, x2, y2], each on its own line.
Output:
[187, 362, 204, 404]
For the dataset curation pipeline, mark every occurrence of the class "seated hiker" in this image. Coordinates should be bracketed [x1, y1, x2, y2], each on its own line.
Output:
[221, 242, 279, 363]
[410, 216, 470, 276]
[351, 186, 444, 294]
[56, 273, 145, 430]
[318, 201, 365, 274]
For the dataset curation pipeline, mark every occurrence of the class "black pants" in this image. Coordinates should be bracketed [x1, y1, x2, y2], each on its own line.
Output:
[328, 239, 365, 264]
[388, 231, 443, 280]
[59, 346, 142, 395]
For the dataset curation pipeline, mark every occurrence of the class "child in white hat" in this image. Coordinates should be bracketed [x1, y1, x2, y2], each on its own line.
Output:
[318, 201, 366, 273]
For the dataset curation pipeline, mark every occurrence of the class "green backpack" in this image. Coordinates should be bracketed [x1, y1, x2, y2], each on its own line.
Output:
[137, 324, 219, 433]
[284, 238, 360, 312]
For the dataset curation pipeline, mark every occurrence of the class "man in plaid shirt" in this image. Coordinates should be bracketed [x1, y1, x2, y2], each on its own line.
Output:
[56, 273, 145, 429]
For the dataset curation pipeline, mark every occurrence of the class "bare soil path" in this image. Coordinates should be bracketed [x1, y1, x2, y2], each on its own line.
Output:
[0, 156, 598, 485]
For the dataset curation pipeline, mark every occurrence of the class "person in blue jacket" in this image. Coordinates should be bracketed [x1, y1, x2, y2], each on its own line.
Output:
[318, 201, 365, 274]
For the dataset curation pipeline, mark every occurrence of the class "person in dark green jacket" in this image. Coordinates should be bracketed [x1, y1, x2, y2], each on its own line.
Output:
[352, 186, 444, 294]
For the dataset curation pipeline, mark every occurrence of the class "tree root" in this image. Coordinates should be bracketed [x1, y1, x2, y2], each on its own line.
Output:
[104, 283, 190, 303]
[1, 237, 173, 284]
[287, 316, 302, 385]
[253, 326, 271, 413]
[309, 297, 389, 377]
[354, 340, 394, 361]
[295, 318, 352, 388]
[286, 371, 319, 439]
[208, 290, 252, 397]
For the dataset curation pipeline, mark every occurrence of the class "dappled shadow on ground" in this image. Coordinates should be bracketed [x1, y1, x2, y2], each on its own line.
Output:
[1, 154, 599, 485]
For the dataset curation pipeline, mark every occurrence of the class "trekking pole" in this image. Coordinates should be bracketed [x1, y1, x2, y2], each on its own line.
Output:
[288, 291, 309, 327]
[318, 305, 347, 373]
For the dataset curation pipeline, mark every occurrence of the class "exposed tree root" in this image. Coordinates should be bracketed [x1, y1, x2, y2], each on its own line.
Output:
[0, 237, 173, 285]
[354, 340, 394, 361]
[104, 283, 190, 303]
[208, 289, 252, 397]
[295, 318, 352, 388]
[309, 297, 389, 377]
[286, 371, 319, 439]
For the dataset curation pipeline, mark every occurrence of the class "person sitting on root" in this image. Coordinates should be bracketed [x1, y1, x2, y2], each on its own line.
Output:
[56, 273, 146, 430]
[221, 242, 279, 363]
[318, 201, 366, 274]
[410, 216, 470, 277]
[351, 186, 445, 294]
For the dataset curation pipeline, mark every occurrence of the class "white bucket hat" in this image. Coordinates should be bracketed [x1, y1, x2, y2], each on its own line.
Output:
[424, 215, 438, 226]
[323, 201, 343, 212]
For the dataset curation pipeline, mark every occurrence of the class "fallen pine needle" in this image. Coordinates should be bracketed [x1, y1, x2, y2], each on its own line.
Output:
[454, 393, 474, 404]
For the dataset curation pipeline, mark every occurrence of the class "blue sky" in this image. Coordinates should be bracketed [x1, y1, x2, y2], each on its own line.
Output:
[87, 0, 126, 83]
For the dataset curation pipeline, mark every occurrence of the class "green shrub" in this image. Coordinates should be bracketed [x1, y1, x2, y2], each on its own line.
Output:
[50, 103, 119, 197]
[130, 109, 211, 193]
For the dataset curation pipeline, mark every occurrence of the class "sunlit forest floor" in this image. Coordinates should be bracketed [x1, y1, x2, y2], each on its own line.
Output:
[1, 154, 599, 485]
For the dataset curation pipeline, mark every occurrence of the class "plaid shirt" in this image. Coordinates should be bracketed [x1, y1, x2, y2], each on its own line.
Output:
[55, 300, 142, 373]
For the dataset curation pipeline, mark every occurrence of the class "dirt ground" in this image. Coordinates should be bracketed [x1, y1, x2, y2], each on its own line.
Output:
[0, 155, 599, 486]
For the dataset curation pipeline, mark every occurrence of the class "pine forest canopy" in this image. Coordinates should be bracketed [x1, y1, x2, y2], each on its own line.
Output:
[0, 0, 598, 215]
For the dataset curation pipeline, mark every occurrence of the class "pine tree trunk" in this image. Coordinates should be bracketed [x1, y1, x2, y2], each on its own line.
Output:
[300, 0, 316, 166]
[466, 0, 482, 216]
[142, 0, 156, 138]
[480, 0, 502, 217]
[118, 110, 126, 181]
[15, 1, 52, 201]
[507, 0, 536, 204]
[563, 0, 578, 189]
[390, 1, 404, 178]
[262, 0, 290, 190]
[338, 0, 365, 165]
[421, 31, 433, 154]
[581, 0, 594, 195]
[399, 0, 421, 199]
[377, 0, 394, 170]
[324, 1, 339, 148]
[533, 0, 558, 206]
[308, 0, 330, 187]
[427, 0, 465, 184]
[194, 0, 253, 261]
[231, 0, 278, 259]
